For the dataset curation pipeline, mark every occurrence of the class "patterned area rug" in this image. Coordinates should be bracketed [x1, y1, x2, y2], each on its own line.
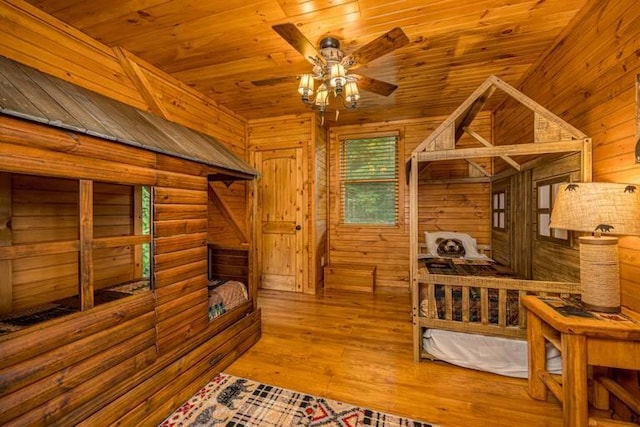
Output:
[160, 373, 437, 427]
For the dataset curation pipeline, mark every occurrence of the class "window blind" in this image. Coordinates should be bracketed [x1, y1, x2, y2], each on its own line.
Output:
[340, 136, 398, 225]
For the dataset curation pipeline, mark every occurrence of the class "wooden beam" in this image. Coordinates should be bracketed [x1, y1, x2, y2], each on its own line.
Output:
[454, 85, 496, 142]
[466, 159, 491, 177]
[92, 235, 151, 250]
[417, 140, 585, 162]
[466, 128, 521, 171]
[415, 76, 496, 152]
[208, 182, 249, 243]
[0, 173, 11, 314]
[133, 186, 143, 278]
[423, 177, 491, 184]
[0, 240, 79, 261]
[113, 47, 170, 119]
[79, 180, 94, 311]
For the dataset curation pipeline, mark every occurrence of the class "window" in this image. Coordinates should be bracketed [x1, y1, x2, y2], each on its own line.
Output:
[536, 177, 570, 245]
[0, 173, 152, 335]
[492, 191, 506, 230]
[340, 135, 399, 225]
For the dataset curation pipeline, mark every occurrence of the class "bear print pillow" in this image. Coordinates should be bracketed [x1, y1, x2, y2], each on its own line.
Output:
[436, 238, 466, 258]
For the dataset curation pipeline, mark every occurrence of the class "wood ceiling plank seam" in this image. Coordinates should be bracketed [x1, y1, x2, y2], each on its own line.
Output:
[519, 15, 640, 121]
[516, 0, 634, 94]
[44, 0, 172, 29]
[85, 1, 288, 48]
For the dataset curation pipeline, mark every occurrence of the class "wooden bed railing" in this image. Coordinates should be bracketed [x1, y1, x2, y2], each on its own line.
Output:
[417, 270, 581, 339]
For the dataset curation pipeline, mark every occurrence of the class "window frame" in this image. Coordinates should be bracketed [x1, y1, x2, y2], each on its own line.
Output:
[536, 176, 571, 246]
[492, 190, 507, 230]
[338, 133, 401, 227]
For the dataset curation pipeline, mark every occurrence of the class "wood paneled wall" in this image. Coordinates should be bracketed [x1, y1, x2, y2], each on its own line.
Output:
[494, 0, 640, 310]
[314, 121, 328, 290]
[0, 0, 249, 252]
[0, 116, 260, 425]
[328, 113, 492, 288]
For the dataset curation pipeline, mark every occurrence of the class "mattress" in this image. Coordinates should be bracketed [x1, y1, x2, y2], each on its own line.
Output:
[422, 328, 562, 378]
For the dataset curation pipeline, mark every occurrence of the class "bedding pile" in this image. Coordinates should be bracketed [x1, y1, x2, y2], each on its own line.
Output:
[208, 280, 249, 320]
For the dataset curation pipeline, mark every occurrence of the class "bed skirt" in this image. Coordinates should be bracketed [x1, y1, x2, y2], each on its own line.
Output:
[422, 328, 561, 378]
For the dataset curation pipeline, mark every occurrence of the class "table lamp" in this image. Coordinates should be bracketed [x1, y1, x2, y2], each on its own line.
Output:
[549, 182, 640, 312]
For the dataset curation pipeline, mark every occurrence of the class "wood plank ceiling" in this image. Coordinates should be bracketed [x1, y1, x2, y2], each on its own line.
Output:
[23, 0, 589, 126]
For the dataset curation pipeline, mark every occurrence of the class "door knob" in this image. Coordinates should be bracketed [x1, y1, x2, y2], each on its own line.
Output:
[295, 225, 302, 231]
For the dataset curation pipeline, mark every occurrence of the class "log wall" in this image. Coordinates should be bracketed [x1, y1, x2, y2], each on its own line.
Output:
[0, 116, 260, 425]
[494, 0, 640, 310]
[328, 113, 492, 288]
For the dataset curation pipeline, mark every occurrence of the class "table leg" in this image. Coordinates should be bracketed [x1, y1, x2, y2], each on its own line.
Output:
[527, 310, 547, 400]
[562, 334, 588, 427]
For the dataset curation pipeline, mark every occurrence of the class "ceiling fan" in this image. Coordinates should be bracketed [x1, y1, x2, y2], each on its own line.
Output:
[254, 23, 410, 121]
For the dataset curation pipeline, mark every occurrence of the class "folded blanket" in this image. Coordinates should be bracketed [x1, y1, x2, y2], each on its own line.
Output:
[208, 280, 248, 321]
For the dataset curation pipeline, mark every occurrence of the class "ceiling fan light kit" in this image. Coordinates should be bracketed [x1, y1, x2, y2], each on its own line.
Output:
[271, 23, 410, 123]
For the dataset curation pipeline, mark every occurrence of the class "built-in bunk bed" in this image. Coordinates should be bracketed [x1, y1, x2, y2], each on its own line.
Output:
[408, 75, 591, 377]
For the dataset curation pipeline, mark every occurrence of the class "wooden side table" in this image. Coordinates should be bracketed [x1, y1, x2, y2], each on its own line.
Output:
[522, 295, 640, 427]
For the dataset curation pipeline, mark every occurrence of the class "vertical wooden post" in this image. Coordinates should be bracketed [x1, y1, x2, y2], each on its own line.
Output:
[133, 186, 143, 278]
[527, 309, 547, 400]
[249, 179, 258, 311]
[410, 154, 421, 362]
[562, 334, 588, 427]
[79, 180, 94, 310]
[582, 138, 592, 183]
[0, 173, 12, 314]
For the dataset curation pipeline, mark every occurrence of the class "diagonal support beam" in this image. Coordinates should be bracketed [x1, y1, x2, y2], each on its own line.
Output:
[466, 159, 491, 177]
[466, 128, 521, 171]
[114, 47, 170, 119]
[208, 182, 249, 243]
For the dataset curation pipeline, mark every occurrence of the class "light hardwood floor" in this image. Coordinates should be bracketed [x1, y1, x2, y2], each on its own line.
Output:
[226, 287, 563, 427]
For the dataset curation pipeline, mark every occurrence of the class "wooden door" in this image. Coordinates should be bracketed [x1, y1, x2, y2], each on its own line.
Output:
[254, 148, 305, 292]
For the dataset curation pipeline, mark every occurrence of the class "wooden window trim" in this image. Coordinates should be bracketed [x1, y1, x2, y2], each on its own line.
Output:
[337, 131, 403, 229]
[536, 176, 571, 246]
[492, 190, 507, 231]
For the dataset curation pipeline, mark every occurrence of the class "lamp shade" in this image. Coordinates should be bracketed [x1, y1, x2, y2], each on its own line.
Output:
[550, 182, 640, 236]
[298, 74, 314, 96]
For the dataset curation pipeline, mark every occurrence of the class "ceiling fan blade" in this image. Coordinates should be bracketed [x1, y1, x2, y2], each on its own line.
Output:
[343, 27, 409, 69]
[272, 23, 326, 66]
[251, 75, 298, 86]
[351, 74, 398, 97]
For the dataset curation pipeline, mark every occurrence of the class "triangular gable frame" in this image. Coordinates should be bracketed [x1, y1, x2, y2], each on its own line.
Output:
[414, 75, 587, 154]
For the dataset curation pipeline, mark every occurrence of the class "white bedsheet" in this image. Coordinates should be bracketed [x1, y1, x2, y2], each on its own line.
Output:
[422, 328, 562, 378]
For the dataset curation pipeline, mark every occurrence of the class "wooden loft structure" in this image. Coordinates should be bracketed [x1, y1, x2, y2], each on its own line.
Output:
[0, 55, 261, 425]
[407, 74, 593, 289]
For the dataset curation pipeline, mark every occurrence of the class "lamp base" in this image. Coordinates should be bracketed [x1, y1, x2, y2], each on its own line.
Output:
[578, 236, 621, 313]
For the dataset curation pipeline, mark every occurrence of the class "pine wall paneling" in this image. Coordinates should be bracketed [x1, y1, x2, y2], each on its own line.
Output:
[494, 0, 640, 310]
[314, 120, 328, 291]
[328, 113, 492, 288]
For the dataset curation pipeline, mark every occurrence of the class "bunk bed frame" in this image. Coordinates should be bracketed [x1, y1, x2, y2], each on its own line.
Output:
[408, 75, 591, 362]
